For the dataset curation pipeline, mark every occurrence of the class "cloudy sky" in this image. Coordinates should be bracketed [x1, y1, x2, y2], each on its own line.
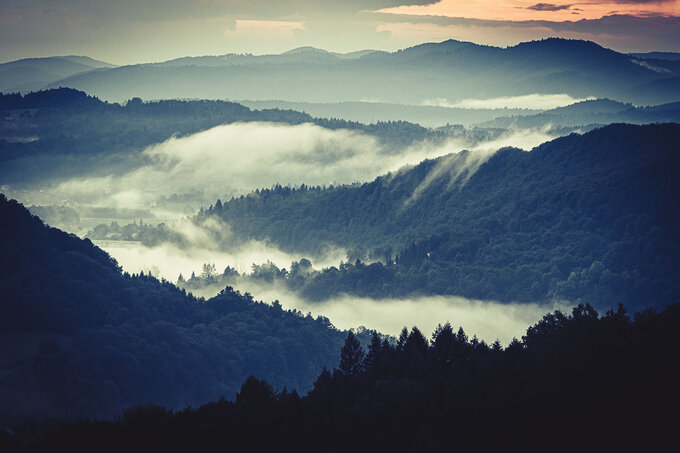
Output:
[1, 0, 678, 64]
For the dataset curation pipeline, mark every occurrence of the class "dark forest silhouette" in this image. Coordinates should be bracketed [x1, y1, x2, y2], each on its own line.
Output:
[4, 301, 678, 451]
[0, 195, 377, 423]
[1, 92, 679, 450]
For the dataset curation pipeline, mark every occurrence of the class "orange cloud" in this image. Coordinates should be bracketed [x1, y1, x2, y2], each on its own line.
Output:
[378, 0, 680, 21]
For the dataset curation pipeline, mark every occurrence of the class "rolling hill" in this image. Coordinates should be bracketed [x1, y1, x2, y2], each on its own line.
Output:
[481, 98, 680, 128]
[36, 38, 680, 105]
[0, 195, 355, 423]
[0, 56, 115, 93]
[185, 123, 680, 310]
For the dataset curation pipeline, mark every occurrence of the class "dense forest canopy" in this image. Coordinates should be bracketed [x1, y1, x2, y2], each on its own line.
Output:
[4, 301, 678, 451]
[0, 195, 378, 423]
[134, 124, 679, 311]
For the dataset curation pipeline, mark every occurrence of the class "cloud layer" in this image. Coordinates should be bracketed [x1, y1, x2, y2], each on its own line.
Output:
[423, 94, 595, 110]
[100, 239, 573, 345]
[208, 279, 573, 345]
[99, 238, 346, 281]
[27, 121, 556, 218]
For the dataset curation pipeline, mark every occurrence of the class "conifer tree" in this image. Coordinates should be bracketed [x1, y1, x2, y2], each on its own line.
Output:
[339, 331, 364, 375]
[364, 331, 383, 370]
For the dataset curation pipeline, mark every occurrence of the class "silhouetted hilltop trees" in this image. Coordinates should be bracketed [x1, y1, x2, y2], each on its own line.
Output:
[0, 195, 370, 424]
[0, 88, 103, 109]
[7, 302, 678, 451]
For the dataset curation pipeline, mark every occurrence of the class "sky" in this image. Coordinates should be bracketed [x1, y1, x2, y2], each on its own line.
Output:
[0, 0, 679, 65]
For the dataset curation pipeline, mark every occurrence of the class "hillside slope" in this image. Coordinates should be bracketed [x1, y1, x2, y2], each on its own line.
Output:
[0, 56, 115, 93]
[0, 195, 351, 423]
[192, 124, 680, 309]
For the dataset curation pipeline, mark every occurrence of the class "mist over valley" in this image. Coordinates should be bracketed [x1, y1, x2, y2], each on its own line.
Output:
[1, 26, 679, 449]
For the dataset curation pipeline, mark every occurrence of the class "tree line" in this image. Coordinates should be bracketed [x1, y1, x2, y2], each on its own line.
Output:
[187, 123, 680, 311]
[5, 302, 678, 451]
[0, 195, 376, 424]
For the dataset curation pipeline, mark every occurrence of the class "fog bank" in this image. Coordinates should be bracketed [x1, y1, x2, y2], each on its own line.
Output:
[15, 122, 559, 219]
[101, 240, 570, 345]
[229, 281, 571, 346]
[424, 94, 595, 110]
[98, 240, 346, 282]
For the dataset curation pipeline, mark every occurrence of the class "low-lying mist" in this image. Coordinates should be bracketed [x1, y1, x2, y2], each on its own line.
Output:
[402, 125, 556, 206]
[14, 119, 566, 346]
[192, 278, 570, 346]
[424, 94, 595, 110]
[101, 240, 570, 345]
[98, 239, 346, 282]
[11, 122, 560, 220]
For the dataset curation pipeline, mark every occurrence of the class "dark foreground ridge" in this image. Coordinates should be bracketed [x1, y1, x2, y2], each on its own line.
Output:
[0, 195, 356, 423]
[1, 196, 678, 450]
[4, 302, 679, 451]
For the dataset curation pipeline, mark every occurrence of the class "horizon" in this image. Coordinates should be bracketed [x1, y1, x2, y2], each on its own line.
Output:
[1, 0, 679, 65]
[2, 35, 677, 68]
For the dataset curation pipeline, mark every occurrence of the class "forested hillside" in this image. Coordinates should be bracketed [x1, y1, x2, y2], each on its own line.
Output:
[6, 302, 678, 451]
[0, 195, 365, 424]
[187, 124, 680, 310]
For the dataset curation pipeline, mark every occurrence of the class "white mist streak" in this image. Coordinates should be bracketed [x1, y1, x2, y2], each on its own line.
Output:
[424, 94, 596, 110]
[233, 282, 572, 346]
[99, 240, 346, 282]
[403, 125, 556, 207]
[22, 122, 558, 216]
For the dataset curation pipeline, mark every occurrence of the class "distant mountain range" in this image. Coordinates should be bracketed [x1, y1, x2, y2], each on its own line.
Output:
[2, 38, 678, 106]
[481, 98, 680, 128]
[629, 51, 680, 61]
[0, 56, 115, 93]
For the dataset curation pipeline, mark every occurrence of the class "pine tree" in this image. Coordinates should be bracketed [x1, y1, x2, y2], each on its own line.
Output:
[405, 326, 428, 358]
[339, 331, 364, 375]
[397, 327, 408, 352]
[364, 331, 382, 370]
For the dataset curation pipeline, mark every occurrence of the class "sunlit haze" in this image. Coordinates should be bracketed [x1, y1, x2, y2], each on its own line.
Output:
[1, 0, 679, 64]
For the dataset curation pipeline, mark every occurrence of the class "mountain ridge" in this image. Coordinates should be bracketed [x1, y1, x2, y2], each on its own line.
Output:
[0, 194, 355, 422]
[12, 37, 674, 105]
[0, 56, 116, 94]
